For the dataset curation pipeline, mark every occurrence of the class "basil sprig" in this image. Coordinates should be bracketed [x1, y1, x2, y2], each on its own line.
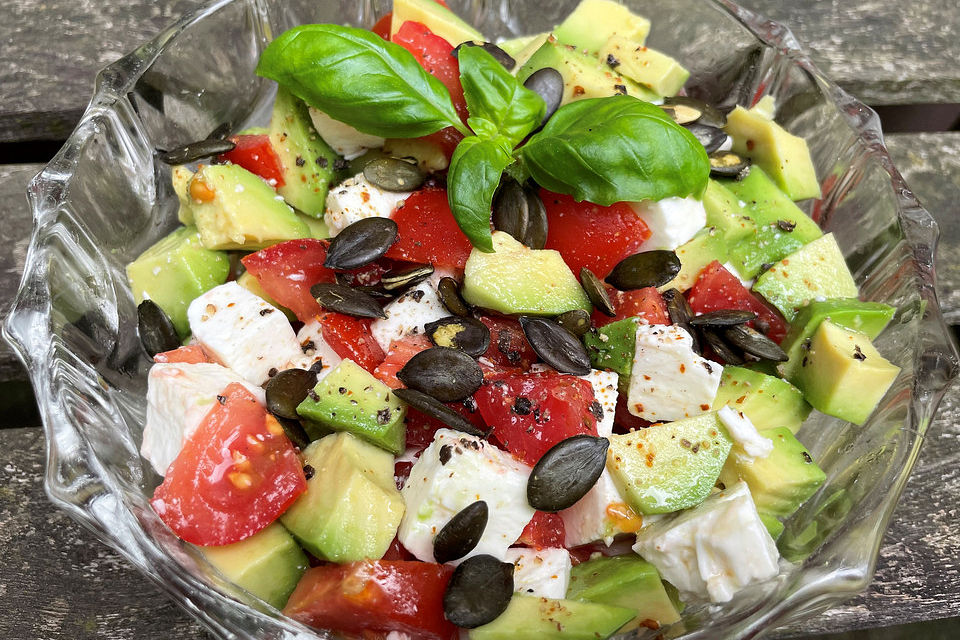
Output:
[448, 136, 515, 252]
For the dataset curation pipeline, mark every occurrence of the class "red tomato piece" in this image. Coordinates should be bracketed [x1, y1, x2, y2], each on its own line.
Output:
[320, 312, 386, 373]
[516, 511, 566, 549]
[592, 286, 670, 328]
[283, 561, 456, 640]
[371, 12, 392, 40]
[394, 460, 414, 491]
[382, 535, 415, 561]
[686, 260, 788, 343]
[475, 371, 598, 466]
[218, 135, 285, 187]
[153, 344, 209, 364]
[241, 239, 336, 323]
[373, 334, 433, 389]
[478, 316, 537, 373]
[385, 188, 474, 269]
[404, 399, 487, 450]
[542, 191, 651, 279]
[612, 392, 652, 434]
[150, 383, 307, 546]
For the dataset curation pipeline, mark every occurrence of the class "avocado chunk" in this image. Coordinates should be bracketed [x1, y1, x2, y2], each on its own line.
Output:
[197, 522, 308, 609]
[269, 88, 339, 217]
[658, 227, 728, 293]
[280, 432, 405, 562]
[297, 212, 331, 239]
[172, 165, 195, 225]
[598, 35, 689, 97]
[778, 298, 896, 379]
[790, 320, 900, 425]
[516, 39, 659, 106]
[607, 412, 733, 514]
[553, 0, 651, 52]
[712, 366, 810, 433]
[391, 0, 484, 46]
[501, 33, 549, 68]
[236, 271, 296, 322]
[296, 359, 407, 454]
[759, 512, 785, 540]
[126, 226, 230, 337]
[583, 317, 641, 388]
[702, 179, 757, 246]
[724, 105, 821, 201]
[462, 231, 591, 316]
[752, 233, 858, 321]
[567, 556, 681, 630]
[468, 594, 636, 640]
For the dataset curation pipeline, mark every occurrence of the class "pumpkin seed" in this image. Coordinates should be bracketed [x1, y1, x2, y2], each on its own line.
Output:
[137, 300, 180, 357]
[519, 316, 591, 376]
[683, 123, 727, 154]
[523, 68, 564, 125]
[334, 278, 396, 299]
[265, 368, 318, 420]
[606, 250, 681, 291]
[724, 324, 788, 362]
[397, 347, 484, 402]
[709, 150, 751, 178]
[689, 309, 757, 327]
[492, 178, 530, 242]
[433, 500, 489, 564]
[663, 288, 692, 324]
[158, 138, 236, 165]
[393, 388, 486, 437]
[380, 263, 434, 292]
[443, 555, 514, 628]
[424, 316, 491, 357]
[363, 156, 425, 192]
[581, 268, 615, 316]
[522, 187, 548, 249]
[207, 121, 234, 140]
[324, 217, 398, 270]
[556, 309, 591, 337]
[275, 416, 311, 450]
[661, 103, 702, 126]
[311, 282, 386, 319]
[437, 277, 471, 317]
[662, 96, 726, 128]
[527, 435, 609, 512]
[700, 328, 745, 365]
[454, 42, 516, 69]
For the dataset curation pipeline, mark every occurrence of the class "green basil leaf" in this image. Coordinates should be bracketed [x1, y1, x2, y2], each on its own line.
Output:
[257, 24, 467, 138]
[458, 45, 545, 145]
[447, 136, 514, 252]
[518, 95, 709, 205]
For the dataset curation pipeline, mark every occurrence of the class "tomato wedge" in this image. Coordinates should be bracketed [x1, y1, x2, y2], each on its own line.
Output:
[686, 260, 788, 343]
[373, 334, 433, 389]
[150, 383, 307, 546]
[320, 312, 386, 373]
[153, 344, 209, 364]
[371, 12, 393, 40]
[478, 315, 537, 373]
[516, 511, 566, 549]
[218, 134, 285, 187]
[404, 399, 487, 450]
[385, 188, 474, 269]
[592, 286, 670, 327]
[241, 239, 336, 323]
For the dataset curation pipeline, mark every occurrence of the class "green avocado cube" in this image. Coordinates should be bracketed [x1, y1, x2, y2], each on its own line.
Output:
[702, 179, 757, 246]
[583, 316, 640, 388]
[296, 359, 407, 454]
[390, 0, 484, 46]
[712, 366, 810, 433]
[607, 412, 732, 515]
[758, 512, 785, 540]
[468, 595, 636, 640]
[553, 0, 651, 52]
[658, 227, 728, 293]
[567, 555, 680, 630]
[598, 35, 689, 97]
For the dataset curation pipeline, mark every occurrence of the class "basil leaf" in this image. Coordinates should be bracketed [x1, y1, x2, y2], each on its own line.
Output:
[458, 45, 545, 146]
[447, 136, 514, 252]
[519, 95, 709, 205]
[257, 24, 467, 138]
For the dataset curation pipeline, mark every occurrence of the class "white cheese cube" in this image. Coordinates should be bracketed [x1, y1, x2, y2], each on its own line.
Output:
[630, 196, 707, 251]
[399, 429, 535, 563]
[370, 277, 448, 352]
[293, 318, 343, 381]
[718, 406, 773, 460]
[560, 469, 641, 547]
[308, 108, 385, 160]
[187, 282, 304, 386]
[141, 362, 265, 475]
[324, 173, 410, 236]
[504, 548, 572, 599]
[627, 324, 723, 422]
[633, 481, 780, 603]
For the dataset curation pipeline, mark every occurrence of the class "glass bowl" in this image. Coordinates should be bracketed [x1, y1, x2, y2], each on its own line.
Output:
[4, 0, 958, 638]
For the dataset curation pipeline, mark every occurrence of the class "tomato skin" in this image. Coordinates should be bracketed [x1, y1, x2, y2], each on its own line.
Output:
[542, 191, 651, 279]
[373, 334, 433, 389]
[150, 383, 307, 546]
[612, 392, 652, 434]
[475, 371, 598, 466]
[592, 286, 670, 327]
[686, 260, 788, 343]
[153, 344, 209, 364]
[384, 188, 474, 269]
[283, 561, 456, 640]
[218, 135, 285, 187]
[516, 511, 566, 549]
[371, 12, 392, 40]
[478, 316, 537, 373]
[320, 312, 386, 373]
[241, 239, 337, 323]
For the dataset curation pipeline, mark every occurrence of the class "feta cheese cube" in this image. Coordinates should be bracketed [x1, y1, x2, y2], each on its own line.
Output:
[370, 277, 448, 352]
[293, 318, 343, 381]
[308, 107, 385, 160]
[560, 469, 641, 547]
[141, 362, 265, 475]
[504, 547, 572, 599]
[718, 406, 773, 460]
[399, 429, 535, 563]
[630, 196, 707, 251]
[633, 481, 780, 603]
[187, 282, 304, 385]
[324, 173, 410, 236]
[628, 324, 723, 421]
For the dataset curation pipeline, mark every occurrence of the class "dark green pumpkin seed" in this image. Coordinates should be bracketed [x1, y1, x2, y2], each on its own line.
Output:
[275, 416, 311, 450]
[724, 324, 788, 362]
[581, 268, 615, 316]
[663, 96, 726, 128]
[523, 68, 564, 125]
[709, 150, 751, 178]
[606, 250, 681, 291]
[556, 309, 591, 337]
[363, 156, 425, 192]
[492, 178, 530, 242]
[443, 555, 514, 628]
[394, 388, 486, 437]
[158, 138, 236, 165]
[689, 309, 757, 327]
[424, 316, 491, 357]
[381, 263, 434, 291]
[522, 188, 548, 249]
[661, 103, 702, 126]
[433, 500, 489, 564]
[527, 435, 609, 512]
[519, 316, 591, 376]
[207, 121, 234, 140]
[324, 217, 398, 270]
[437, 277, 471, 317]
[397, 347, 484, 402]
[453, 42, 516, 69]
[311, 282, 386, 319]
[683, 123, 727, 154]
[701, 328, 745, 365]
[137, 300, 180, 357]
[265, 368, 318, 420]
[663, 288, 692, 324]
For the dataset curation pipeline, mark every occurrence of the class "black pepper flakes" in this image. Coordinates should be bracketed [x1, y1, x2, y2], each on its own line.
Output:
[308, 389, 320, 402]
[589, 400, 604, 421]
[317, 156, 329, 168]
[333, 157, 349, 171]
[411, 289, 426, 302]
[303, 464, 315, 480]
[777, 219, 796, 232]
[268, 367, 278, 378]
[259, 308, 274, 316]
[512, 397, 533, 415]
[802, 451, 813, 463]
[302, 340, 316, 354]
[377, 408, 392, 424]
[439, 444, 453, 465]
[295, 155, 306, 167]
[339, 387, 348, 394]
[614, 84, 627, 95]
[853, 345, 866, 361]
[606, 53, 620, 67]
[217, 394, 226, 405]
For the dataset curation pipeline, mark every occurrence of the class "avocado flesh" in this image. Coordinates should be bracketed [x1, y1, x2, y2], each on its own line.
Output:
[390, 0, 483, 46]
[197, 522, 308, 609]
[789, 320, 900, 425]
[468, 594, 636, 640]
[126, 225, 229, 337]
[658, 227, 728, 293]
[553, 0, 651, 52]
[584, 316, 640, 389]
[702, 179, 757, 246]
[236, 271, 296, 322]
[280, 432, 404, 562]
[758, 511, 785, 540]
[712, 366, 810, 433]
[599, 35, 689, 97]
